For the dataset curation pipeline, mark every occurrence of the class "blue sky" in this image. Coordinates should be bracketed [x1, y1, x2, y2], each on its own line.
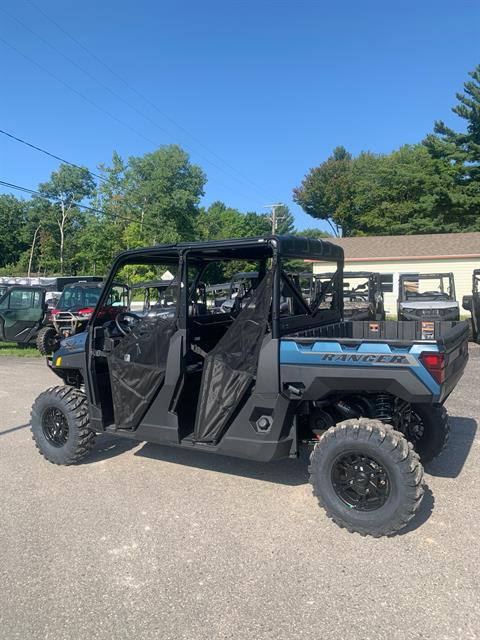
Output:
[0, 0, 478, 232]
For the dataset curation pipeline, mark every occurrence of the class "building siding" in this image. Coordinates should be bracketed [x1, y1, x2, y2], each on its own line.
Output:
[313, 257, 478, 318]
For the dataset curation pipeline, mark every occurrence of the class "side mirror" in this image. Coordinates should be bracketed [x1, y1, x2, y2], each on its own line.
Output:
[462, 295, 472, 311]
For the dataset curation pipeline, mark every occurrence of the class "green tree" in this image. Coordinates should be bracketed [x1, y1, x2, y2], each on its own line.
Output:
[273, 205, 295, 235]
[351, 146, 464, 234]
[424, 64, 480, 221]
[195, 201, 271, 241]
[293, 146, 354, 236]
[295, 227, 331, 240]
[38, 164, 96, 274]
[293, 143, 472, 236]
[124, 145, 206, 245]
[0, 195, 28, 268]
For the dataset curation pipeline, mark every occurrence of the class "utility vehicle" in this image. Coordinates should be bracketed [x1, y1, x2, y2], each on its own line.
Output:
[0, 277, 103, 349]
[315, 271, 386, 321]
[30, 236, 468, 537]
[398, 273, 460, 322]
[35, 281, 129, 355]
[130, 279, 179, 318]
[218, 271, 259, 313]
[462, 269, 480, 342]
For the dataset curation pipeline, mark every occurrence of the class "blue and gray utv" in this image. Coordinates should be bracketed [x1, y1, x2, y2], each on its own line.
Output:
[30, 236, 468, 537]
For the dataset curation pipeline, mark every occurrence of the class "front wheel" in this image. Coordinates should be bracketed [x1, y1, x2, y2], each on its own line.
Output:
[36, 326, 59, 355]
[30, 386, 96, 465]
[309, 418, 424, 537]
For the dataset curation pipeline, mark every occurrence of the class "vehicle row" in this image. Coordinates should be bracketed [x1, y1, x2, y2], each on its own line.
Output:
[1, 266, 479, 352]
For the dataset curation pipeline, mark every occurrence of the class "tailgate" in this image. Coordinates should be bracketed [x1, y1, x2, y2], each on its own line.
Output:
[436, 321, 469, 401]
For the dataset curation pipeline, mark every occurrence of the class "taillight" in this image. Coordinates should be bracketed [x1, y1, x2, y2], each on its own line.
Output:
[78, 307, 94, 318]
[419, 351, 445, 384]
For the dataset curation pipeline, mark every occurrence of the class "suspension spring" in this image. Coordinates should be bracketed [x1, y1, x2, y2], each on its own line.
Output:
[374, 393, 393, 423]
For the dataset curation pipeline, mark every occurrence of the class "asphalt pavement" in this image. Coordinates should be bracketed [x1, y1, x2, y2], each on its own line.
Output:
[0, 347, 479, 640]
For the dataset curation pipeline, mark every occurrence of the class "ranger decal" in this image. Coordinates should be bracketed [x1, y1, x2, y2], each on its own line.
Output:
[303, 352, 418, 366]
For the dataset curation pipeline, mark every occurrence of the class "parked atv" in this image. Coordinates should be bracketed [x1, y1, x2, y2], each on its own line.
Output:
[398, 273, 460, 322]
[131, 278, 207, 318]
[218, 271, 259, 313]
[36, 281, 129, 355]
[130, 279, 178, 319]
[0, 277, 104, 349]
[314, 271, 386, 320]
[462, 269, 480, 342]
[30, 236, 468, 538]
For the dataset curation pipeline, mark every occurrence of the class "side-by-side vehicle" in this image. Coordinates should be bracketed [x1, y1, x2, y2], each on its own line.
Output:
[30, 236, 468, 537]
[462, 269, 480, 343]
[0, 279, 127, 354]
[397, 272, 459, 322]
[314, 271, 386, 321]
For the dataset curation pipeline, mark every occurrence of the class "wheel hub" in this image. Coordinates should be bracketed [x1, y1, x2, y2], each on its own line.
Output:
[42, 407, 69, 447]
[331, 453, 390, 511]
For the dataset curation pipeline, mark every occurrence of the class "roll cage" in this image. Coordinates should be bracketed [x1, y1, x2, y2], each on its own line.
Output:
[91, 236, 344, 339]
[398, 272, 456, 302]
[84, 236, 343, 434]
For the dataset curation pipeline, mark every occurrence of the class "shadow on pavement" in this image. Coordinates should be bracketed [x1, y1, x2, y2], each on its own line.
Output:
[0, 423, 29, 436]
[81, 434, 139, 463]
[135, 441, 310, 486]
[425, 416, 477, 479]
[397, 485, 435, 535]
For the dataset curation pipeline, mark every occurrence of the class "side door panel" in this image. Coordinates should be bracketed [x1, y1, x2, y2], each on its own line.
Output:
[0, 287, 46, 343]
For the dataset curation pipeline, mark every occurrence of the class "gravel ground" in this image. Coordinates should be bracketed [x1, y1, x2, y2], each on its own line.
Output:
[0, 347, 479, 640]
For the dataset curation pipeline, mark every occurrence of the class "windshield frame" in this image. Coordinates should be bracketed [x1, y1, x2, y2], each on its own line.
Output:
[398, 272, 456, 303]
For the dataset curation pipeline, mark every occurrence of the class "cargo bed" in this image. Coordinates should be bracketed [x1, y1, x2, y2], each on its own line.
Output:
[284, 319, 468, 349]
[281, 320, 469, 403]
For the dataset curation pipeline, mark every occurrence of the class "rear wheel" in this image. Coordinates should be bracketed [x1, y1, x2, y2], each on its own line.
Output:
[309, 418, 424, 537]
[404, 404, 450, 464]
[36, 326, 59, 355]
[30, 386, 95, 465]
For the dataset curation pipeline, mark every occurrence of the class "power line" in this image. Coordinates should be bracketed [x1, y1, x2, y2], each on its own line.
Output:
[0, 128, 106, 182]
[26, 0, 271, 200]
[2, 7, 270, 205]
[0, 179, 157, 232]
[0, 34, 259, 207]
[0, 36, 162, 154]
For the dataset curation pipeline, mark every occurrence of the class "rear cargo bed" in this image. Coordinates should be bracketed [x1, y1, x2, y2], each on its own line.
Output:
[285, 319, 468, 348]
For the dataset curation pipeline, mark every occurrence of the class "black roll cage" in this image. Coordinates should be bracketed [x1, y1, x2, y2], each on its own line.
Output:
[398, 272, 456, 302]
[473, 269, 480, 294]
[89, 236, 344, 340]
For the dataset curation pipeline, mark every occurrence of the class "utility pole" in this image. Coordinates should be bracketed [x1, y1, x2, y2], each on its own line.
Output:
[27, 224, 42, 278]
[264, 203, 285, 234]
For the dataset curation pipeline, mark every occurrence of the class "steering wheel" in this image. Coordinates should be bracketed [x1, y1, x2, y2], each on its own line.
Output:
[115, 311, 142, 336]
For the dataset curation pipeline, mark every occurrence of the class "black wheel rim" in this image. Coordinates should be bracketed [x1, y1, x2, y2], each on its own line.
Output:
[42, 407, 69, 447]
[331, 452, 390, 511]
[404, 411, 425, 443]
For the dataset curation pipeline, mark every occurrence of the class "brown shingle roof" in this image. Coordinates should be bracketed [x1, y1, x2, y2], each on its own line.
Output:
[324, 232, 480, 262]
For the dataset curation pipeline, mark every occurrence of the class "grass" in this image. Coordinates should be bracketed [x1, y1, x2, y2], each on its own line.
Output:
[0, 341, 42, 357]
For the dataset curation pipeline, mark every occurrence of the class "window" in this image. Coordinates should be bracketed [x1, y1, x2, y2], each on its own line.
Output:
[0, 289, 41, 310]
[98, 262, 180, 323]
[401, 274, 454, 301]
[380, 274, 394, 293]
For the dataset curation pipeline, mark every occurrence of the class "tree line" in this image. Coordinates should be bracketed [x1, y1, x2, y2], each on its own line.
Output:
[293, 64, 480, 236]
[0, 64, 478, 276]
[0, 146, 326, 277]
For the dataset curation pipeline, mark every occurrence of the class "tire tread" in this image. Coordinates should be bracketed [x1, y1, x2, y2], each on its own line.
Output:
[309, 418, 424, 537]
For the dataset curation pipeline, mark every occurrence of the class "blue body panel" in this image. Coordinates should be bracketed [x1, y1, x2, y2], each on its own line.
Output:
[280, 339, 441, 399]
